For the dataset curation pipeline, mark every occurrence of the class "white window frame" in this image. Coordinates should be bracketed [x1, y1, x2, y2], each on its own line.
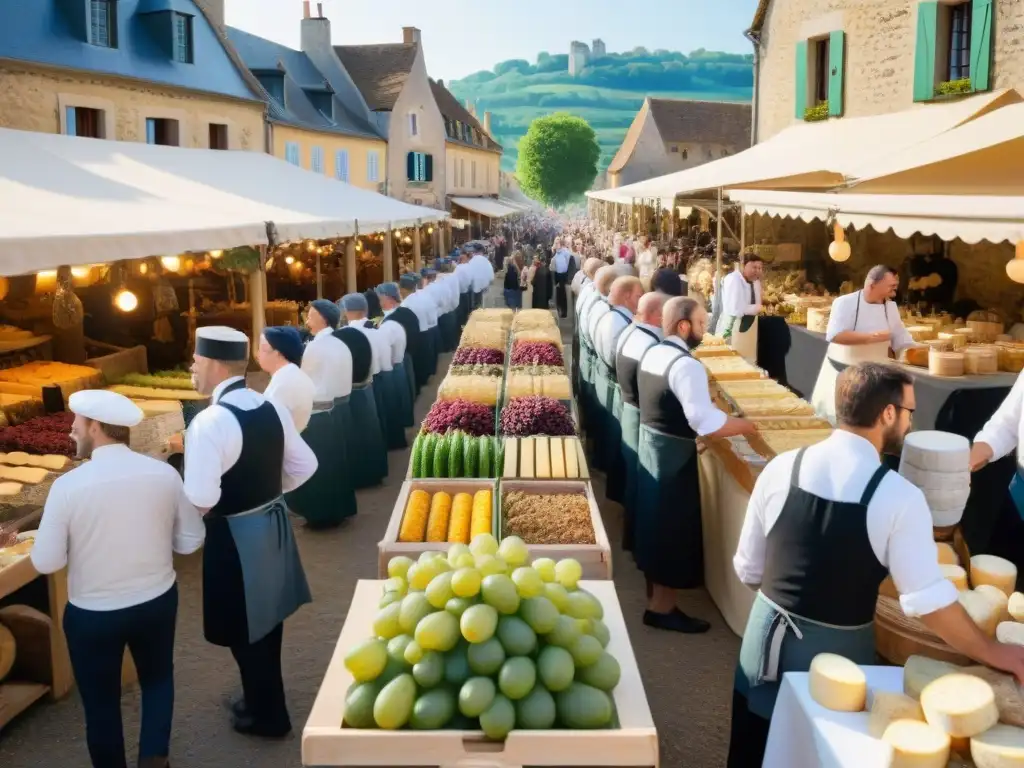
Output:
[285, 141, 301, 166]
[58, 93, 115, 139]
[367, 150, 380, 182]
[335, 149, 350, 182]
[173, 12, 193, 64]
[311, 146, 324, 174]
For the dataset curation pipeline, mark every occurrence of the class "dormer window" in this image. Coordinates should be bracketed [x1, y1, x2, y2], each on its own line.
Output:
[306, 90, 333, 120]
[90, 0, 117, 48]
[255, 72, 285, 105]
[173, 13, 193, 63]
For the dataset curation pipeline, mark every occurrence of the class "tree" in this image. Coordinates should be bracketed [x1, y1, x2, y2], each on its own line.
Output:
[515, 113, 600, 207]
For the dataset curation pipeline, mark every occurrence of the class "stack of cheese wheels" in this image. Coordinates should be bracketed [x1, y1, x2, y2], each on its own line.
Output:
[972, 554, 1018, 595]
[971, 724, 1024, 768]
[808, 653, 867, 711]
[807, 307, 830, 334]
[929, 349, 965, 376]
[899, 431, 971, 526]
[964, 345, 999, 375]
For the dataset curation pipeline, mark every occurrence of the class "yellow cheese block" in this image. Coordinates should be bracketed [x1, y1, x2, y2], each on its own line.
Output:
[1009, 592, 1024, 622]
[564, 438, 580, 478]
[920, 673, 998, 738]
[0, 465, 48, 484]
[971, 554, 1018, 596]
[937, 542, 959, 566]
[942, 564, 969, 591]
[0, 452, 68, 470]
[809, 653, 866, 712]
[970, 723, 1024, 767]
[0, 482, 22, 496]
[520, 438, 535, 479]
[108, 385, 207, 401]
[959, 590, 1001, 636]
[574, 438, 589, 479]
[502, 439, 519, 479]
[881, 719, 950, 768]
[535, 436, 551, 478]
[868, 691, 925, 738]
[550, 438, 566, 479]
[975, 584, 1011, 624]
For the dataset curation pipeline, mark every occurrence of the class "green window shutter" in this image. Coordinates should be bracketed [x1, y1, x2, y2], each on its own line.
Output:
[827, 30, 845, 116]
[795, 40, 809, 119]
[913, 2, 939, 102]
[970, 0, 993, 92]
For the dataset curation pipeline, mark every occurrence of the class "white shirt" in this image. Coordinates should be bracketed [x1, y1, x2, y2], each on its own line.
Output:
[354, 321, 393, 373]
[32, 444, 205, 611]
[587, 296, 611, 346]
[636, 248, 657, 282]
[616, 321, 663, 362]
[183, 377, 317, 510]
[440, 274, 461, 311]
[301, 327, 354, 401]
[733, 430, 958, 618]
[552, 248, 571, 274]
[976, 368, 1024, 466]
[469, 254, 494, 292]
[825, 291, 915, 351]
[572, 273, 590, 297]
[720, 269, 762, 318]
[593, 304, 632, 367]
[639, 337, 729, 436]
[400, 291, 431, 332]
[263, 362, 315, 433]
[378, 311, 408, 365]
[578, 287, 602, 345]
[455, 262, 474, 293]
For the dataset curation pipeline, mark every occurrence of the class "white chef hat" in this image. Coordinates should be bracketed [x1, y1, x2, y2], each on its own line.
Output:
[195, 326, 249, 361]
[68, 389, 143, 428]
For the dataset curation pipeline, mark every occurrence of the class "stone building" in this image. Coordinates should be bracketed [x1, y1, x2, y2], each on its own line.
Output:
[569, 41, 591, 77]
[0, 0, 266, 150]
[607, 98, 752, 188]
[431, 85, 502, 202]
[592, 39, 607, 58]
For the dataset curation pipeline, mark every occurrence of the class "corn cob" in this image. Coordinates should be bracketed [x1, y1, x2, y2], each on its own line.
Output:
[470, 489, 492, 538]
[399, 490, 431, 542]
[448, 492, 473, 543]
[425, 492, 452, 542]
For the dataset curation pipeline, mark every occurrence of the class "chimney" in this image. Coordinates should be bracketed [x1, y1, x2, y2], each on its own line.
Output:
[483, 111, 492, 134]
[205, 0, 225, 27]
[302, 0, 310, 19]
[437, 78, 444, 87]
[300, 0, 331, 54]
[403, 27, 421, 45]
[465, 99, 475, 117]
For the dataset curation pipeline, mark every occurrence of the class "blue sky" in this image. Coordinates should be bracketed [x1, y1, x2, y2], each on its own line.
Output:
[225, 0, 758, 81]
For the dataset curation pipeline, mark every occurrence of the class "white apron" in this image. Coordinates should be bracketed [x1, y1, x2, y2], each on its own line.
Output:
[810, 292, 892, 424]
[714, 314, 759, 364]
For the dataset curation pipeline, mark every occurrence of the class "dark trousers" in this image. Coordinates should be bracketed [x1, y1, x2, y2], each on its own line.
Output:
[727, 687, 771, 768]
[473, 290, 484, 309]
[64, 584, 178, 768]
[554, 274, 568, 318]
[989, 490, 1024, 575]
[230, 622, 289, 733]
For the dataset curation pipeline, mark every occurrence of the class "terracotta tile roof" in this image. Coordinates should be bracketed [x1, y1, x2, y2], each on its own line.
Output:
[607, 100, 650, 174]
[647, 98, 752, 148]
[333, 43, 418, 111]
[429, 79, 502, 153]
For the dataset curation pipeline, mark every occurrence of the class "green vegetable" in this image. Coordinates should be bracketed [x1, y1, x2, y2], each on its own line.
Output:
[422, 434, 438, 478]
[411, 432, 426, 478]
[478, 436, 492, 478]
[449, 432, 465, 477]
[464, 435, 478, 477]
[433, 432, 450, 478]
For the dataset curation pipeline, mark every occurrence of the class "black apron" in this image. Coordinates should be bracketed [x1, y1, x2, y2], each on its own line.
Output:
[384, 307, 420, 402]
[633, 342, 704, 589]
[598, 307, 633, 504]
[334, 328, 388, 486]
[727, 447, 889, 768]
[201, 380, 312, 648]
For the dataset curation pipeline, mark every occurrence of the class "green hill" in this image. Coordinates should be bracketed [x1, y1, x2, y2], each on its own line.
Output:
[447, 48, 754, 174]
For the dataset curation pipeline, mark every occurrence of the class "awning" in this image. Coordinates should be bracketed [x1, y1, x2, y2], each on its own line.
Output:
[842, 102, 1024, 195]
[727, 189, 1024, 245]
[0, 127, 446, 274]
[498, 197, 531, 211]
[451, 196, 518, 218]
[588, 89, 1020, 206]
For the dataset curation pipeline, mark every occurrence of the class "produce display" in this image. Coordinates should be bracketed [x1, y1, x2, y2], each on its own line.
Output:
[438, 376, 500, 406]
[398, 489, 492, 544]
[0, 412, 75, 457]
[459, 326, 509, 350]
[505, 373, 572, 400]
[450, 365, 504, 378]
[422, 400, 495, 437]
[502, 491, 596, 546]
[116, 372, 196, 391]
[0, 362, 103, 399]
[500, 397, 575, 438]
[410, 432, 503, 479]
[511, 309, 557, 331]
[513, 327, 561, 346]
[452, 348, 505, 367]
[510, 342, 563, 368]
[502, 437, 589, 480]
[344, 539, 620, 735]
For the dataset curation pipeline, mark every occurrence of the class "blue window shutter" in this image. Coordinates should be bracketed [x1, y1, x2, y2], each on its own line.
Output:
[827, 30, 845, 116]
[913, 2, 939, 102]
[425, 154, 433, 182]
[285, 142, 300, 166]
[312, 146, 323, 173]
[794, 40, 808, 119]
[335, 150, 349, 181]
[146, 118, 156, 145]
[407, 151, 415, 181]
[66, 107, 77, 136]
[970, 0, 993, 92]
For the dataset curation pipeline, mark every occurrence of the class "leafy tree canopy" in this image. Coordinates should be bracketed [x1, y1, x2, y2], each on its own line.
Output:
[516, 113, 600, 207]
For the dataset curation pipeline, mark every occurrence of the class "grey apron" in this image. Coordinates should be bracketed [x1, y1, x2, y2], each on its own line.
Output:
[284, 405, 357, 527]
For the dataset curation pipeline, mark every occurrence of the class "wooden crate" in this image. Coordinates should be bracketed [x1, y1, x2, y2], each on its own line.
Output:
[377, 479, 498, 577]
[302, 580, 659, 768]
[499, 480, 612, 580]
[498, 436, 590, 482]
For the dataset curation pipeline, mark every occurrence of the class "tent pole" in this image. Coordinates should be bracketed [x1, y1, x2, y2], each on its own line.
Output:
[346, 224, 358, 294]
[251, 245, 267, 354]
[715, 188, 723, 281]
[740, 206, 746, 255]
[315, 251, 322, 299]
[413, 220, 423, 271]
[384, 223, 395, 281]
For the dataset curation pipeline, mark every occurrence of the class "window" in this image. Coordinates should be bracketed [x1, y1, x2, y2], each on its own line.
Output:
[311, 146, 324, 174]
[256, 73, 285, 104]
[948, 3, 972, 81]
[90, 0, 116, 48]
[670, 144, 679, 153]
[915, 0, 992, 101]
[407, 152, 433, 182]
[285, 142, 301, 166]
[409, 112, 419, 137]
[812, 37, 830, 105]
[795, 30, 845, 119]
[146, 118, 179, 146]
[367, 151, 380, 182]
[471, 160, 477, 188]
[335, 150, 350, 182]
[65, 106, 104, 138]
[459, 158, 466, 188]
[307, 91, 333, 119]
[209, 123, 229, 150]
[173, 13, 193, 64]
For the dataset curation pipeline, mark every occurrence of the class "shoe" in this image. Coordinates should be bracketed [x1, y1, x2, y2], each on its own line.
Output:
[231, 714, 292, 739]
[643, 608, 711, 634]
[223, 695, 248, 718]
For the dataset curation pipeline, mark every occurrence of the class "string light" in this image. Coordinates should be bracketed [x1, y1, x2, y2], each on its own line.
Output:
[161, 256, 181, 271]
[209, 250, 224, 259]
[285, 256, 295, 265]
[114, 289, 138, 312]
[306, 240, 317, 252]
[139, 263, 148, 275]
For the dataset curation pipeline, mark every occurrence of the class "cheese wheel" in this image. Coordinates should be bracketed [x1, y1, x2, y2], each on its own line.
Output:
[937, 542, 960, 566]
[942, 564, 969, 591]
[901, 432, 971, 473]
[881, 719, 950, 768]
[868, 690, 925, 738]
[809, 653, 867, 712]
[0, 481, 22, 496]
[970, 723, 1024, 768]
[0, 622, 14, 681]
[920, 674, 999, 737]
[904, 656, 961, 700]
[959, 590, 1002, 636]
[1009, 592, 1024, 622]
[977, 584, 1012, 624]
[998, 621, 1024, 646]
[972, 555, 1018, 596]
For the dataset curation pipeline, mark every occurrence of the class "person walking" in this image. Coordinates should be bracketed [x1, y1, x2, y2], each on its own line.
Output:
[531, 254, 552, 310]
[32, 390, 205, 768]
[552, 237, 572, 318]
[504, 252, 524, 309]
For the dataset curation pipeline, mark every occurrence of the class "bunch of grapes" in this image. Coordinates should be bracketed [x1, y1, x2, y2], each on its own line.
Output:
[509, 342, 563, 368]
[423, 399, 495, 437]
[499, 397, 575, 437]
[453, 347, 505, 366]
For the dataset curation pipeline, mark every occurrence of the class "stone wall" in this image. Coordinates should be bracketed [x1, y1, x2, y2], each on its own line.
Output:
[0, 63, 264, 150]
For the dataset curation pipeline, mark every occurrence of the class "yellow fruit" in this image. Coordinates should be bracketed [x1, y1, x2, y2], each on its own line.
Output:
[497, 536, 529, 567]
[512, 567, 545, 598]
[344, 638, 388, 682]
[447, 543, 471, 566]
[476, 554, 508, 577]
[426, 571, 456, 609]
[373, 602, 403, 639]
[470, 533, 499, 557]
[454, 553, 476, 569]
[388, 556, 415, 580]
[452, 567, 483, 598]
[533, 558, 557, 583]
[383, 577, 408, 597]
[555, 559, 583, 590]
[543, 583, 570, 612]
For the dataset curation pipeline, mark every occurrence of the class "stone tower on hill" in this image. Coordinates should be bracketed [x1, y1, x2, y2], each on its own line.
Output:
[569, 40, 590, 76]
[592, 39, 606, 58]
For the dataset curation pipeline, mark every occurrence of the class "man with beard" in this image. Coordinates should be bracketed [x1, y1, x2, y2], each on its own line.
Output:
[634, 297, 756, 634]
[727, 362, 1024, 767]
[31, 390, 204, 768]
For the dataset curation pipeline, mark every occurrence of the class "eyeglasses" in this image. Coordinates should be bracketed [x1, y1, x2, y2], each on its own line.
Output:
[891, 404, 915, 417]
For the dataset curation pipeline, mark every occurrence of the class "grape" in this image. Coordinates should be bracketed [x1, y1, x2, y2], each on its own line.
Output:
[554, 559, 583, 590]
[475, 554, 507, 577]
[497, 536, 529, 567]
[373, 602, 402, 639]
[425, 572, 455, 609]
[446, 543, 471, 567]
[532, 557, 557, 583]
[460, 603, 499, 643]
[388, 556, 414, 580]
[481, 574, 520, 615]
[382, 577, 407, 597]
[511, 567, 545, 598]
[415, 611, 461, 652]
[470, 533, 499, 557]
[543, 582, 570, 612]
[451, 568, 483, 598]
[399, 593, 434, 633]
[344, 637, 388, 682]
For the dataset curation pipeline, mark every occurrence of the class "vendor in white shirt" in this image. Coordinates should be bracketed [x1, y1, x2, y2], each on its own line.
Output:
[259, 326, 314, 433]
[32, 390, 204, 768]
[713, 253, 763, 364]
[399, 273, 435, 389]
[300, 299, 353, 406]
[811, 265, 916, 425]
[572, 257, 606, 419]
[468, 243, 495, 308]
[728, 362, 1024, 767]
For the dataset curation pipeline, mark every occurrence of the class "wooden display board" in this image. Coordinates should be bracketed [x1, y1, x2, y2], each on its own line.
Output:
[302, 580, 659, 768]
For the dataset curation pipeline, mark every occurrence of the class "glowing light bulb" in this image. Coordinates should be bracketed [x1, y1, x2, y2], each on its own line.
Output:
[306, 240, 317, 252]
[828, 240, 851, 262]
[71, 267, 90, 278]
[428, 227, 434, 234]
[161, 256, 181, 271]
[209, 250, 224, 259]
[114, 289, 138, 312]
[393, 230, 401, 237]
[139, 263, 149, 275]
[285, 256, 295, 265]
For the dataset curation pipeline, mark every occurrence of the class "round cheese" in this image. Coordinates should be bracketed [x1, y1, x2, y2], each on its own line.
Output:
[920, 674, 999, 738]
[943, 564, 969, 591]
[997, 621, 1024, 646]
[901, 431, 971, 473]
[881, 719, 950, 768]
[977, 584, 1012, 624]
[868, 690, 925, 738]
[937, 542, 960, 566]
[972, 555, 1018, 596]
[970, 723, 1024, 768]
[1009, 592, 1024, 622]
[959, 590, 1002, 636]
[0, 622, 14, 681]
[809, 653, 867, 712]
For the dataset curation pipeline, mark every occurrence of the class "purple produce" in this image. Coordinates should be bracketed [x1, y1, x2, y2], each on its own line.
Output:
[452, 347, 505, 366]
[423, 399, 495, 437]
[510, 341, 563, 367]
[500, 396, 575, 437]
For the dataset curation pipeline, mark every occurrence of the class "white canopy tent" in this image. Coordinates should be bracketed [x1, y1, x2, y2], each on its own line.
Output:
[0, 127, 446, 274]
[451, 196, 520, 218]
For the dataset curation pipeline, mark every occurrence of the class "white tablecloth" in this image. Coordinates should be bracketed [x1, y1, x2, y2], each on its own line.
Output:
[763, 666, 904, 768]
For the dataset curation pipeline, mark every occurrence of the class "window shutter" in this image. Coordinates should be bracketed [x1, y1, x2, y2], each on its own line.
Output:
[827, 30, 845, 116]
[794, 40, 808, 119]
[970, 0, 993, 92]
[407, 151, 416, 181]
[913, 2, 939, 102]
[425, 154, 433, 182]
[65, 107, 77, 136]
[336, 150, 349, 181]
